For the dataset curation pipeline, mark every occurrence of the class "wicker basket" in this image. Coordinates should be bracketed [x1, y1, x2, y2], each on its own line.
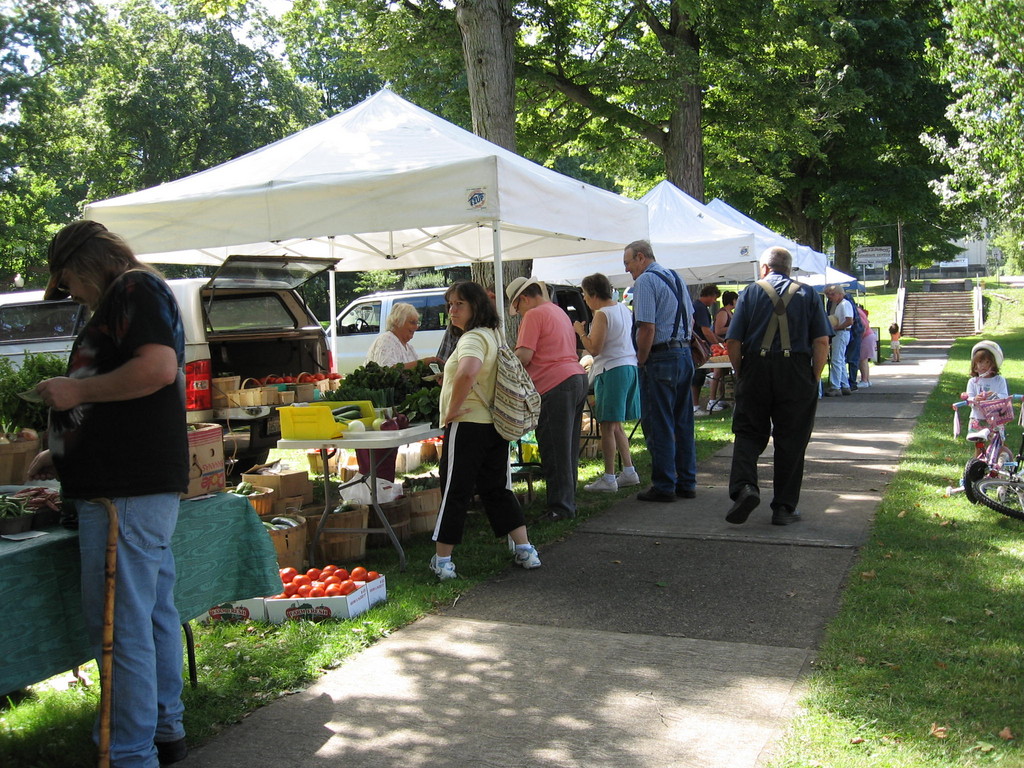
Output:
[368, 498, 411, 548]
[310, 505, 368, 563]
[259, 514, 307, 571]
[407, 488, 441, 535]
[229, 485, 275, 516]
[0, 439, 39, 485]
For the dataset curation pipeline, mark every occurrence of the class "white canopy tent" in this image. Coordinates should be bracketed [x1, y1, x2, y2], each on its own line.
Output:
[705, 198, 829, 277]
[533, 180, 758, 288]
[84, 89, 650, 333]
[797, 265, 864, 292]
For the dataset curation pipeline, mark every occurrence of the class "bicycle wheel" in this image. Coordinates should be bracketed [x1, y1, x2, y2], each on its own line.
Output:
[971, 476, 1024, 521]
[962, 458, 988, 504]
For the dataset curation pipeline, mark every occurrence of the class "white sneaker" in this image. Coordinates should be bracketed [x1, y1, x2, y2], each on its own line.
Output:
[860, 381, 871, 388]
[694, 406, 708, 416]
[708, 400, 729, 412]
[514, 545, 542, 569]
[429, 555, 457, 581]
[584, 475, 618, 492]
[615, 470, 641, 488]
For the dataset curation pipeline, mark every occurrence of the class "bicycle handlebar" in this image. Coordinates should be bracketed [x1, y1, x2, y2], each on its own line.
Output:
[952, 394, 1024, 409]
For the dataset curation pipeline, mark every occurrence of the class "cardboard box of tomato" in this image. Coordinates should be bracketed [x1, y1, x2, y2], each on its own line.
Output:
[201, 598, 267, 623]
[264, 589, 369, 623]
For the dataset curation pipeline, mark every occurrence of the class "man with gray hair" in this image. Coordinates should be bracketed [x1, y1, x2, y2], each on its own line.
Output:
[723, 246, 831, 525]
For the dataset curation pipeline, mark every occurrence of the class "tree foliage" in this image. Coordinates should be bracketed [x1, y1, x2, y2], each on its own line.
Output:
[927, 0, 1024, 267]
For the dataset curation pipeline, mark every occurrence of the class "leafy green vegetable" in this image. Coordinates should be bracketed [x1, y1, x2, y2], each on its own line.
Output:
[0, 352, 67, 434]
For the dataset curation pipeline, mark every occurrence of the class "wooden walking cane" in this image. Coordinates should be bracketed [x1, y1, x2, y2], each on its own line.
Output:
[93, 498, 119, 768]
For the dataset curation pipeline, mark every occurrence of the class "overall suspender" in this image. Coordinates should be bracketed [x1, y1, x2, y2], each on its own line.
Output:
[649, 268, 690, 340]
[755, 278, 800, 357]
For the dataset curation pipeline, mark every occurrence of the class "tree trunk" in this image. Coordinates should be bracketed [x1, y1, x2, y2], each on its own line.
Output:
[832, 217, 852, 273]
[457, 0, 527, 341]
[664, 85, 705, 201]
[456, 0, 518, 150]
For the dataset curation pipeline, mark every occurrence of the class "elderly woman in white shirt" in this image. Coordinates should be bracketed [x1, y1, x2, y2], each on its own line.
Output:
[365, 302, 441, 369]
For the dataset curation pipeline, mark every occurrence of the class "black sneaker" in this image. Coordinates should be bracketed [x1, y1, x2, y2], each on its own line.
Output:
[156, 738, 188, 765]
[725, 485, 760, 524]
[637, 487, 675, 503]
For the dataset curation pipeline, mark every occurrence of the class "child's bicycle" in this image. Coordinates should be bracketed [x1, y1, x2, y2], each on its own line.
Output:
[952, 394, 1024, 521]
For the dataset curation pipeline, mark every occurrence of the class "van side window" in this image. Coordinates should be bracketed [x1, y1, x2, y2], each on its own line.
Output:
[407, 294, 448, 332]
[206, 294, 297, 331]
[0, 302, 82, 342]
[338, 301, 381, 335]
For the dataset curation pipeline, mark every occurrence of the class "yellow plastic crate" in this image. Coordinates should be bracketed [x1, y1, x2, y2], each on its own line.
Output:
[279, 403, 346, 440]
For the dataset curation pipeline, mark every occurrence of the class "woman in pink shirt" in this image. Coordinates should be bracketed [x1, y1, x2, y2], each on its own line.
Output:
[507, 277, 588, 521]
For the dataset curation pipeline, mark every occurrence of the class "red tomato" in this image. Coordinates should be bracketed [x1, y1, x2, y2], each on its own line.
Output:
[365, 571, 380, 582]
[349, 566, 368, 581]
[292, 574, 312, 589]
[338, 579, 356, 595]
[309, 586, 325, 598]
[334, 568, 349, 581]
[323, 575, 342, 586]
[296, 584, 311, 597]
[325, 584, 342, 596]
[321, 564, 337, 574]
[279, 567, 298, 584]
[283, 582, 298, 597]
[270, 592, 287, 599]
[313, 373, 326, 381]
[311, 581, 325, 591]
[327, 372, 342, 380]
[306, 567, 322, 581]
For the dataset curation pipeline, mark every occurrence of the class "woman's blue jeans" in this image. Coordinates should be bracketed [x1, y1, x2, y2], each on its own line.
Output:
[77, 494, 185, 768]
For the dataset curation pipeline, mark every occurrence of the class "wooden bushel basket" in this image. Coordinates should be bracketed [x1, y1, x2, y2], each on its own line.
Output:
[0, 438, 39, 485]
[311, 505, 368, 563]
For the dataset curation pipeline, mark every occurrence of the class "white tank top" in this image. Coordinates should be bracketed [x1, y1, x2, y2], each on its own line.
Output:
[591, 303, 638, 377]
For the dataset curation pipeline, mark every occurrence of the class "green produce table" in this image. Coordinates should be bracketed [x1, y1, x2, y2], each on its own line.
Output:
[0, 490, 280, 696]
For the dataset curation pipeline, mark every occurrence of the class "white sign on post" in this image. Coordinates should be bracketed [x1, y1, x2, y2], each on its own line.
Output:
[855, 246, 892, 267]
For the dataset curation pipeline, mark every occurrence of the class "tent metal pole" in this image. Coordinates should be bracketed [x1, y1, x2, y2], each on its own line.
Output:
[492, 223, 505, 335]
[328, 236, 338, 373]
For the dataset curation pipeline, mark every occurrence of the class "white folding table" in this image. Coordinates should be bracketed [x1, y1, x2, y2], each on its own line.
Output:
[278, 423, 442, 571]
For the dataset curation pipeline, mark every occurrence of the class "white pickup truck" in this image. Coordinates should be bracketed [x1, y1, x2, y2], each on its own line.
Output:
[0, 255, 335, 474]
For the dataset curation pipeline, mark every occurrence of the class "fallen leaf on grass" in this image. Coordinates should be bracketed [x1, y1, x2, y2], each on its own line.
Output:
[999, 727, 1015, 740]
[969, 741, 995, 753]
[935, 661, 947, 670]
[861, 570, 877, 580]
[881, 661, 901, 670]
[930, 723, 949, 739]
[855, 656, 868, 664]
[850, 737, 865, 744]
[898, 510, 907, 517]
[941, 616, 957, 624]
[985, 608, 995, 617]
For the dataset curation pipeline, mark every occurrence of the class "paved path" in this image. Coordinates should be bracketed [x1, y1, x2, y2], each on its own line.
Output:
[179, 341, 950, 768]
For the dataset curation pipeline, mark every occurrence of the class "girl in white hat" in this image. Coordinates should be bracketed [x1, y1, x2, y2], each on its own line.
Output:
[960, 341, 1009, 456]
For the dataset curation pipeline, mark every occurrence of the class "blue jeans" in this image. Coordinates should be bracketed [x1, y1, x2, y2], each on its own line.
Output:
[535, 373, 588, 516]
[829, 329, 850, 390]
[639, 349, 697, 495]
[77, 494, 185, 768]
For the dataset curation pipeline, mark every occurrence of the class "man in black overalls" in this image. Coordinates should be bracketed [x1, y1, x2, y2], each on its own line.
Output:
[723, 247, 832, 525]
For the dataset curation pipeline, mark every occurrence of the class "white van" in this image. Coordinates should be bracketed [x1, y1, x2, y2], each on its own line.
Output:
[333, 288, 449, 374]
[0, 255, 335, 473]
[332, 283, 593, 374]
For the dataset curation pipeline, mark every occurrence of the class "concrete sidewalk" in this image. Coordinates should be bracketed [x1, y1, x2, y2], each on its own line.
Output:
[179, 341, 950, 768]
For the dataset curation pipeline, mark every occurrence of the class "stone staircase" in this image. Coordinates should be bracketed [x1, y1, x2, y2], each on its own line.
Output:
[901, 290, 977, 339]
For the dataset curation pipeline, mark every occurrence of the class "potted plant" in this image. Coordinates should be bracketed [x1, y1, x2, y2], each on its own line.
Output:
[0, 494, 33, 534]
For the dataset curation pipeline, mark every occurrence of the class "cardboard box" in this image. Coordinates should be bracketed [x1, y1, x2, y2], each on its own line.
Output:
[264, 589, 370, 623]
[243, 464, 313, 503]
[364, 575, 387, 607]
[186, 424, 226, 499]
[273, 494, 305, 517]
[203, 598, 266, 623]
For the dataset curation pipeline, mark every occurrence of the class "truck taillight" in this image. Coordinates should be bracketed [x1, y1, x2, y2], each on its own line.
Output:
[185, 359, 212, 411]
